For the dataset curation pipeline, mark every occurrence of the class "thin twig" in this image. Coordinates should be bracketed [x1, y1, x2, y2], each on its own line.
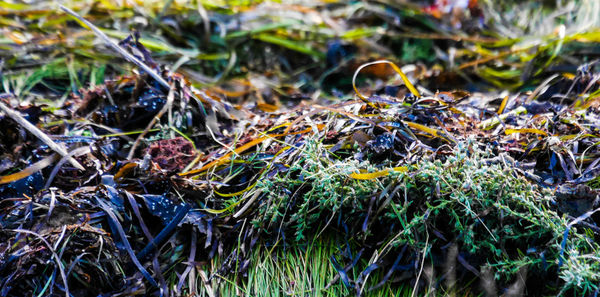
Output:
[0, 101, 84, 170]
[60, 5, 171, 90]
[61, 5, 230, 159]
[60, 5, 215, 114]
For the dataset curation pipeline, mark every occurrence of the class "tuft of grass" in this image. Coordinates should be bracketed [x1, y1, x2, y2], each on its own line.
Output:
[214, 137, 600, 295]
[197, 237, 414, 297]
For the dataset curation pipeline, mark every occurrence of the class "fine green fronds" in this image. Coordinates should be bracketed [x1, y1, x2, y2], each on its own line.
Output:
[399, 141, 599, 293]
[252, 137, 391, 242]
[242, 138, 600, 295]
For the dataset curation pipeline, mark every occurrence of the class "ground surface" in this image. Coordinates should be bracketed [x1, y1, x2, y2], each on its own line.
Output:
[1, 1, 600, 296]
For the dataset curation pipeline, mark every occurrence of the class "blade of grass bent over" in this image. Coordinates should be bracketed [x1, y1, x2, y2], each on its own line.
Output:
[352, 60, 421, 104]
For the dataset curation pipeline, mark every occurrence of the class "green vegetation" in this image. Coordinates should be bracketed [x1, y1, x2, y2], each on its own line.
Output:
[2, 1, 600, 296]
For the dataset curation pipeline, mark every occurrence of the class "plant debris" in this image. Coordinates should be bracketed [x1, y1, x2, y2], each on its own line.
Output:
[2, 1, 600, 296]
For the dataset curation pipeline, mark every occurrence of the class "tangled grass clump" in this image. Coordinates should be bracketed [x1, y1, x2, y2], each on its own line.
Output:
[242, 138, 600, 295]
